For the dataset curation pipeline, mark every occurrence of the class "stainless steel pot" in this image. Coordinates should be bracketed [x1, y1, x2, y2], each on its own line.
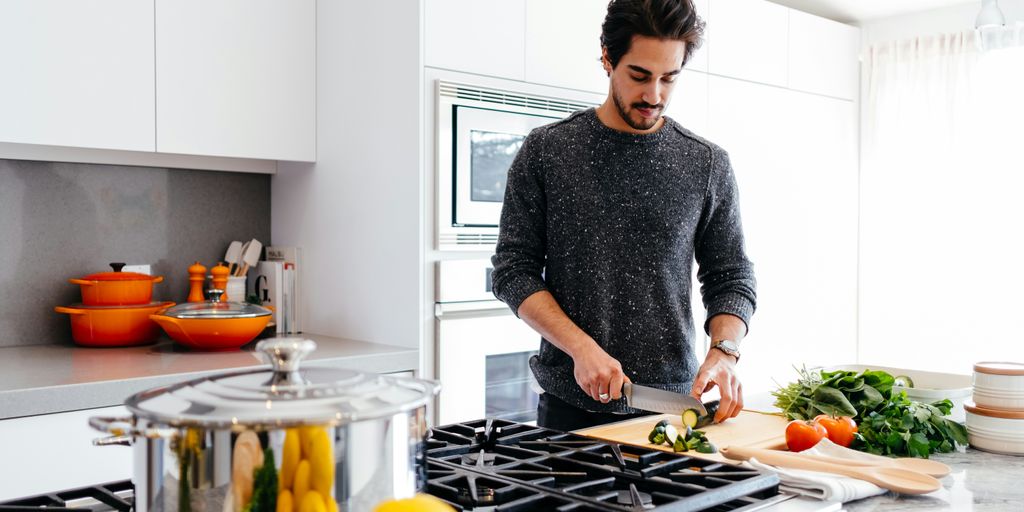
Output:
[91, 338, 439, 512]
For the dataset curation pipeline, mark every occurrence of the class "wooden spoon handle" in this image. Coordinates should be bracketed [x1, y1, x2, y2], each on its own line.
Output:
[796, 452, 950, 478]
[721, 446, 940, 495]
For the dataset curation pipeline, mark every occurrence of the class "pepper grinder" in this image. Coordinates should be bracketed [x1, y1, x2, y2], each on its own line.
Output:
[187, 261, 207, 303]
[210, 262, 231, 301]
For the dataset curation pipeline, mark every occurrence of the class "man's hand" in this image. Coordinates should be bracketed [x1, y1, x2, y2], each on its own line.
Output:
[572, 343, 631, 403]
[689, 348, 742, 423]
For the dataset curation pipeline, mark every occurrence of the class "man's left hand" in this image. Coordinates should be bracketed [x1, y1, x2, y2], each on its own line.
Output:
[689, 348, 742, 423]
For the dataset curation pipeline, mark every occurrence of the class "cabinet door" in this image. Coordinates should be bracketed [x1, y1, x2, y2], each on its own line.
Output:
[426, 0, 525, 80]
[707, 76, 857, 392]
[788, 10, 860, 100]
[687, 0, 710, 72]
[524, 0, 607, 93]
[155, 0, 315, 161]
[0, 0, 154, 151]
[0, 405, 131, 501]
[707, 0, 788, 87]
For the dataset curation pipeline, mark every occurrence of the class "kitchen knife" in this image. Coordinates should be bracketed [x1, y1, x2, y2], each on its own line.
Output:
[623, 383, 708, 416]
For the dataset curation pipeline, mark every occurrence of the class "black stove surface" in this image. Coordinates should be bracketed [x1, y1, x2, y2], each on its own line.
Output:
[0, 419, 781, 512]
[424, 419, 781, 511]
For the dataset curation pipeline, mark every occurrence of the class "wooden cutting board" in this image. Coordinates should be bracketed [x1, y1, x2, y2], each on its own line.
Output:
[576, 410, 789, 464]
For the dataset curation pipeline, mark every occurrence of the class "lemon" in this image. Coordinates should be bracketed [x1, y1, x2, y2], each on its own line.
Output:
[292, 459, 311, 512]
[373, 494, 455, 512]
[309, 428, 334, 495]
[299, 426, 319, 459]
[299, 490, 326, 512]
[325, 497, 338, 512]
[280, 428, 301, 491]
[276, 490, 293, 512]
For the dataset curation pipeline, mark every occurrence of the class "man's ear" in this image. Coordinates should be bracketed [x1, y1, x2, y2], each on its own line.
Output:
[601, 47, 612, 77]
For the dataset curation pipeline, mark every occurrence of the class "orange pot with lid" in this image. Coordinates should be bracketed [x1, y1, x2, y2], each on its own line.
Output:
[55, 301, 174, 347]
[70, 262, 164, 306]
[150, 290, 272, 350]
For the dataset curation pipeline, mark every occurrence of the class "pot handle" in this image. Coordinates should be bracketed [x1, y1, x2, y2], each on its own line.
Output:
[89, 415, 177, 441]
[68, 279, 95, 286]
[151, 275, 164, 284]
[54, 306, 85, 315]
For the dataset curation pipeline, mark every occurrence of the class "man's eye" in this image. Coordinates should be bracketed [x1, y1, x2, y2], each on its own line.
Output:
[631, 75, 647, 82]
[663, 77, 677, 84]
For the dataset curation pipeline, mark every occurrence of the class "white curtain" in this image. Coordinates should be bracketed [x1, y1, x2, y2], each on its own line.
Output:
[860, 23, 1024, 373]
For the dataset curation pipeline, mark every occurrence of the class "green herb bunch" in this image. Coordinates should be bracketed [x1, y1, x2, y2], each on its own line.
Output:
[772, 367, 967, 458]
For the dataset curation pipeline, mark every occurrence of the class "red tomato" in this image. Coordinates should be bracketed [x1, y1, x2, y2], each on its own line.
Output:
[785, 420, 828, 452]
[813, 414, 858, 447]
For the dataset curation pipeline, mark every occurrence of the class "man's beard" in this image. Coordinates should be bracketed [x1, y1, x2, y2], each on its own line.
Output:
[612, 85, 663, 131]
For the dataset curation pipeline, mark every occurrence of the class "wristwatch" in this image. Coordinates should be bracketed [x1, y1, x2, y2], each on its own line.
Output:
[710, 339, 741, 362]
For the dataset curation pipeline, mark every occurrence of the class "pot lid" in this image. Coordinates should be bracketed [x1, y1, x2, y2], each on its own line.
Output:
[974, 362, 1024, 376]
[124, 338, 439, 427]
[81, 262, 159, 282]
[157, 290, 271, 319]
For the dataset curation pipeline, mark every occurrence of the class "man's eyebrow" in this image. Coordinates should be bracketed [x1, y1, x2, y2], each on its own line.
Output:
[627, 64, 682, 77]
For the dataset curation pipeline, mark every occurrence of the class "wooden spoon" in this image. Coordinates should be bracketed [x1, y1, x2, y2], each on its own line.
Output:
[721, 445, 941, 495]
[796, 452, 951, 478]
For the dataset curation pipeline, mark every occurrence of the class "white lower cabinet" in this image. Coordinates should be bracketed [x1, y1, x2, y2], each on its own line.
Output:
[0, 0, 155, 152]
[0, 406, 132, 501]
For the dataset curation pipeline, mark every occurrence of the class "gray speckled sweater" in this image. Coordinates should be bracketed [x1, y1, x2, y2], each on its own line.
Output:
[490, 108, 756, 413]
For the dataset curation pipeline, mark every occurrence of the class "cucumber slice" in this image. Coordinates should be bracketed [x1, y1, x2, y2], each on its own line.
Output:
[682, 408, 700, 428]
[894, 375, 915, 388]
[673, 435, 689, 452]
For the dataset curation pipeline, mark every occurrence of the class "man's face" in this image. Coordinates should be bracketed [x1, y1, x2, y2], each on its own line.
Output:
[604, 36, 686, 132]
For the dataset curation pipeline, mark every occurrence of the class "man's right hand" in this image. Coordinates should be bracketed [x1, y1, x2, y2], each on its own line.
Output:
[571, 343, 630, 404]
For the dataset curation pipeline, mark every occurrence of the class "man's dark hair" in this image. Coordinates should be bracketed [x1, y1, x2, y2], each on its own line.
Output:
[600, 0, 705, 68]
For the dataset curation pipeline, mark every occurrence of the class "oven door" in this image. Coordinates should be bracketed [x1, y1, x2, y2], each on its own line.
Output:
[452, 105, 557, 227]
[436, 301, 540, 425]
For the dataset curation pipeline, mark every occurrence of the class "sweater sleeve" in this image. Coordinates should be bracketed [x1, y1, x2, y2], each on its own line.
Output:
[490, 131, 548, 316]
[694, 148, 757, 335]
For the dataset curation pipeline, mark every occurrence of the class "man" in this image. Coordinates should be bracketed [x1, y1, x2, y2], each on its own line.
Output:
[490, 0, 756, 432]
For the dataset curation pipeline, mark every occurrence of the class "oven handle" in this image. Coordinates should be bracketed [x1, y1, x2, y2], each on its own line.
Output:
[435, 300, 511, 319]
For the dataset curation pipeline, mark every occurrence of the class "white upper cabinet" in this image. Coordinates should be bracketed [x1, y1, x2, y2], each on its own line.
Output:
[707, 0, 789, 87]
[426, 0, 526, 81]
[155, 0, 315, 161]
[788, 10, 860, 100]
[524, 0, 608, 94]
[0, 0, 155, 152]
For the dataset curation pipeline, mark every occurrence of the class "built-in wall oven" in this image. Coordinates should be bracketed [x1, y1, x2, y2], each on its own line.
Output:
[435, 259, 541, 425]
[435, 80, 596, 250]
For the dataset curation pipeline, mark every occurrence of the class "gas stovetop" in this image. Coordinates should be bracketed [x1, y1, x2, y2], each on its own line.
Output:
[0, 419, 785, 512]
[424, 419, 784, 511]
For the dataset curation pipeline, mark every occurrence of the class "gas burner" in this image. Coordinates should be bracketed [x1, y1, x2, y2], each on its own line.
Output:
[617, 484, 655, 510]
[458, 484, 496, 505]
[462, 450, 498, 466]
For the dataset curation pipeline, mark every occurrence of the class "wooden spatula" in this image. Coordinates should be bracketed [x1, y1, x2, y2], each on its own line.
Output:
[721, 445, 942, 495]
[795, 451, 951, 478]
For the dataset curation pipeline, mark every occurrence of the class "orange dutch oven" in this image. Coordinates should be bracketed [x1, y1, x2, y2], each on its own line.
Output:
[55, 301, 175, 347]
[70, 262, 165, 306]
[150, 290, 272, 350]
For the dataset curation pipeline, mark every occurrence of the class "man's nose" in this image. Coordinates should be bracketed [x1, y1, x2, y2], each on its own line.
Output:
[642, 81, 663, 107]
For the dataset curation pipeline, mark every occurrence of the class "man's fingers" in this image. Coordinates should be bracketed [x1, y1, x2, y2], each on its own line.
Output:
[609, 372, 625, 401]
[689, 371, 709, 399]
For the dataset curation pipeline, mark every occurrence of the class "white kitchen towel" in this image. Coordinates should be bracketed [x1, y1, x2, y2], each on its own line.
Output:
[744, 439, 888, 502]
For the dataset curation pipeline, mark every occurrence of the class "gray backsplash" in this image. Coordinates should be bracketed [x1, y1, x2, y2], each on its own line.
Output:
[0, 159, 271, 347]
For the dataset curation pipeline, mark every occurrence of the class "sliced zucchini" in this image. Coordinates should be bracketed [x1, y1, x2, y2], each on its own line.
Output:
[648, 427, 660, 443]
[656, 418, 672, 428]
[682, 408, 700, 428]
[694, 441, 718, 454]
[651, 432, 665, 445]
[672, 435, 689, 452]
[695, 400, 721, 428]
[663, 424, 679, 447]
[894, 375, 915, 388]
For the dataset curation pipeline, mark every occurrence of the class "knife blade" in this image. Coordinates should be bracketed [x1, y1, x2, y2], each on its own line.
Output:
[623, 383, 708, 416]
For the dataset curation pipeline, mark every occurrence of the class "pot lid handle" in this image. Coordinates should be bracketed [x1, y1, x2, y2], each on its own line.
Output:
[110, 262, 126, 272]
[256, 338, 317, 385]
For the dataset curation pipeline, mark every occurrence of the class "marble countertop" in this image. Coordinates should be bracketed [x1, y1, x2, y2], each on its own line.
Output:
[846, 447, 1024, 511]
[0, 334, 419, 419]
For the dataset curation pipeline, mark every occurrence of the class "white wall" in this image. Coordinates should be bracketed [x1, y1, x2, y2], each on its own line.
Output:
[859, 0, 1024, 47]
[272, 0, 424, 349]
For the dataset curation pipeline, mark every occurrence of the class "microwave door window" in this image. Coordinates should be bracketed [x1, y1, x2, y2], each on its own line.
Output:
[453, 105, 558, 227]
[471, 130, 524, 203]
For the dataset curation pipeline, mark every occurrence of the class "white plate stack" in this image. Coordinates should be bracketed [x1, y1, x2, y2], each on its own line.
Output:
[966, 362, 1024, 455]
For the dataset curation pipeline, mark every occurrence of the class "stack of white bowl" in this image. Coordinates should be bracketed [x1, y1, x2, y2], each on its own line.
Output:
[966, 362, 1024, 455]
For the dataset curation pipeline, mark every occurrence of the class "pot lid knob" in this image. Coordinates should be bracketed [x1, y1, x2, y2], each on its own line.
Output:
[257, 337, 317, 378]
[109, 262, 126, 272]
[205, 288, 226, 302]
